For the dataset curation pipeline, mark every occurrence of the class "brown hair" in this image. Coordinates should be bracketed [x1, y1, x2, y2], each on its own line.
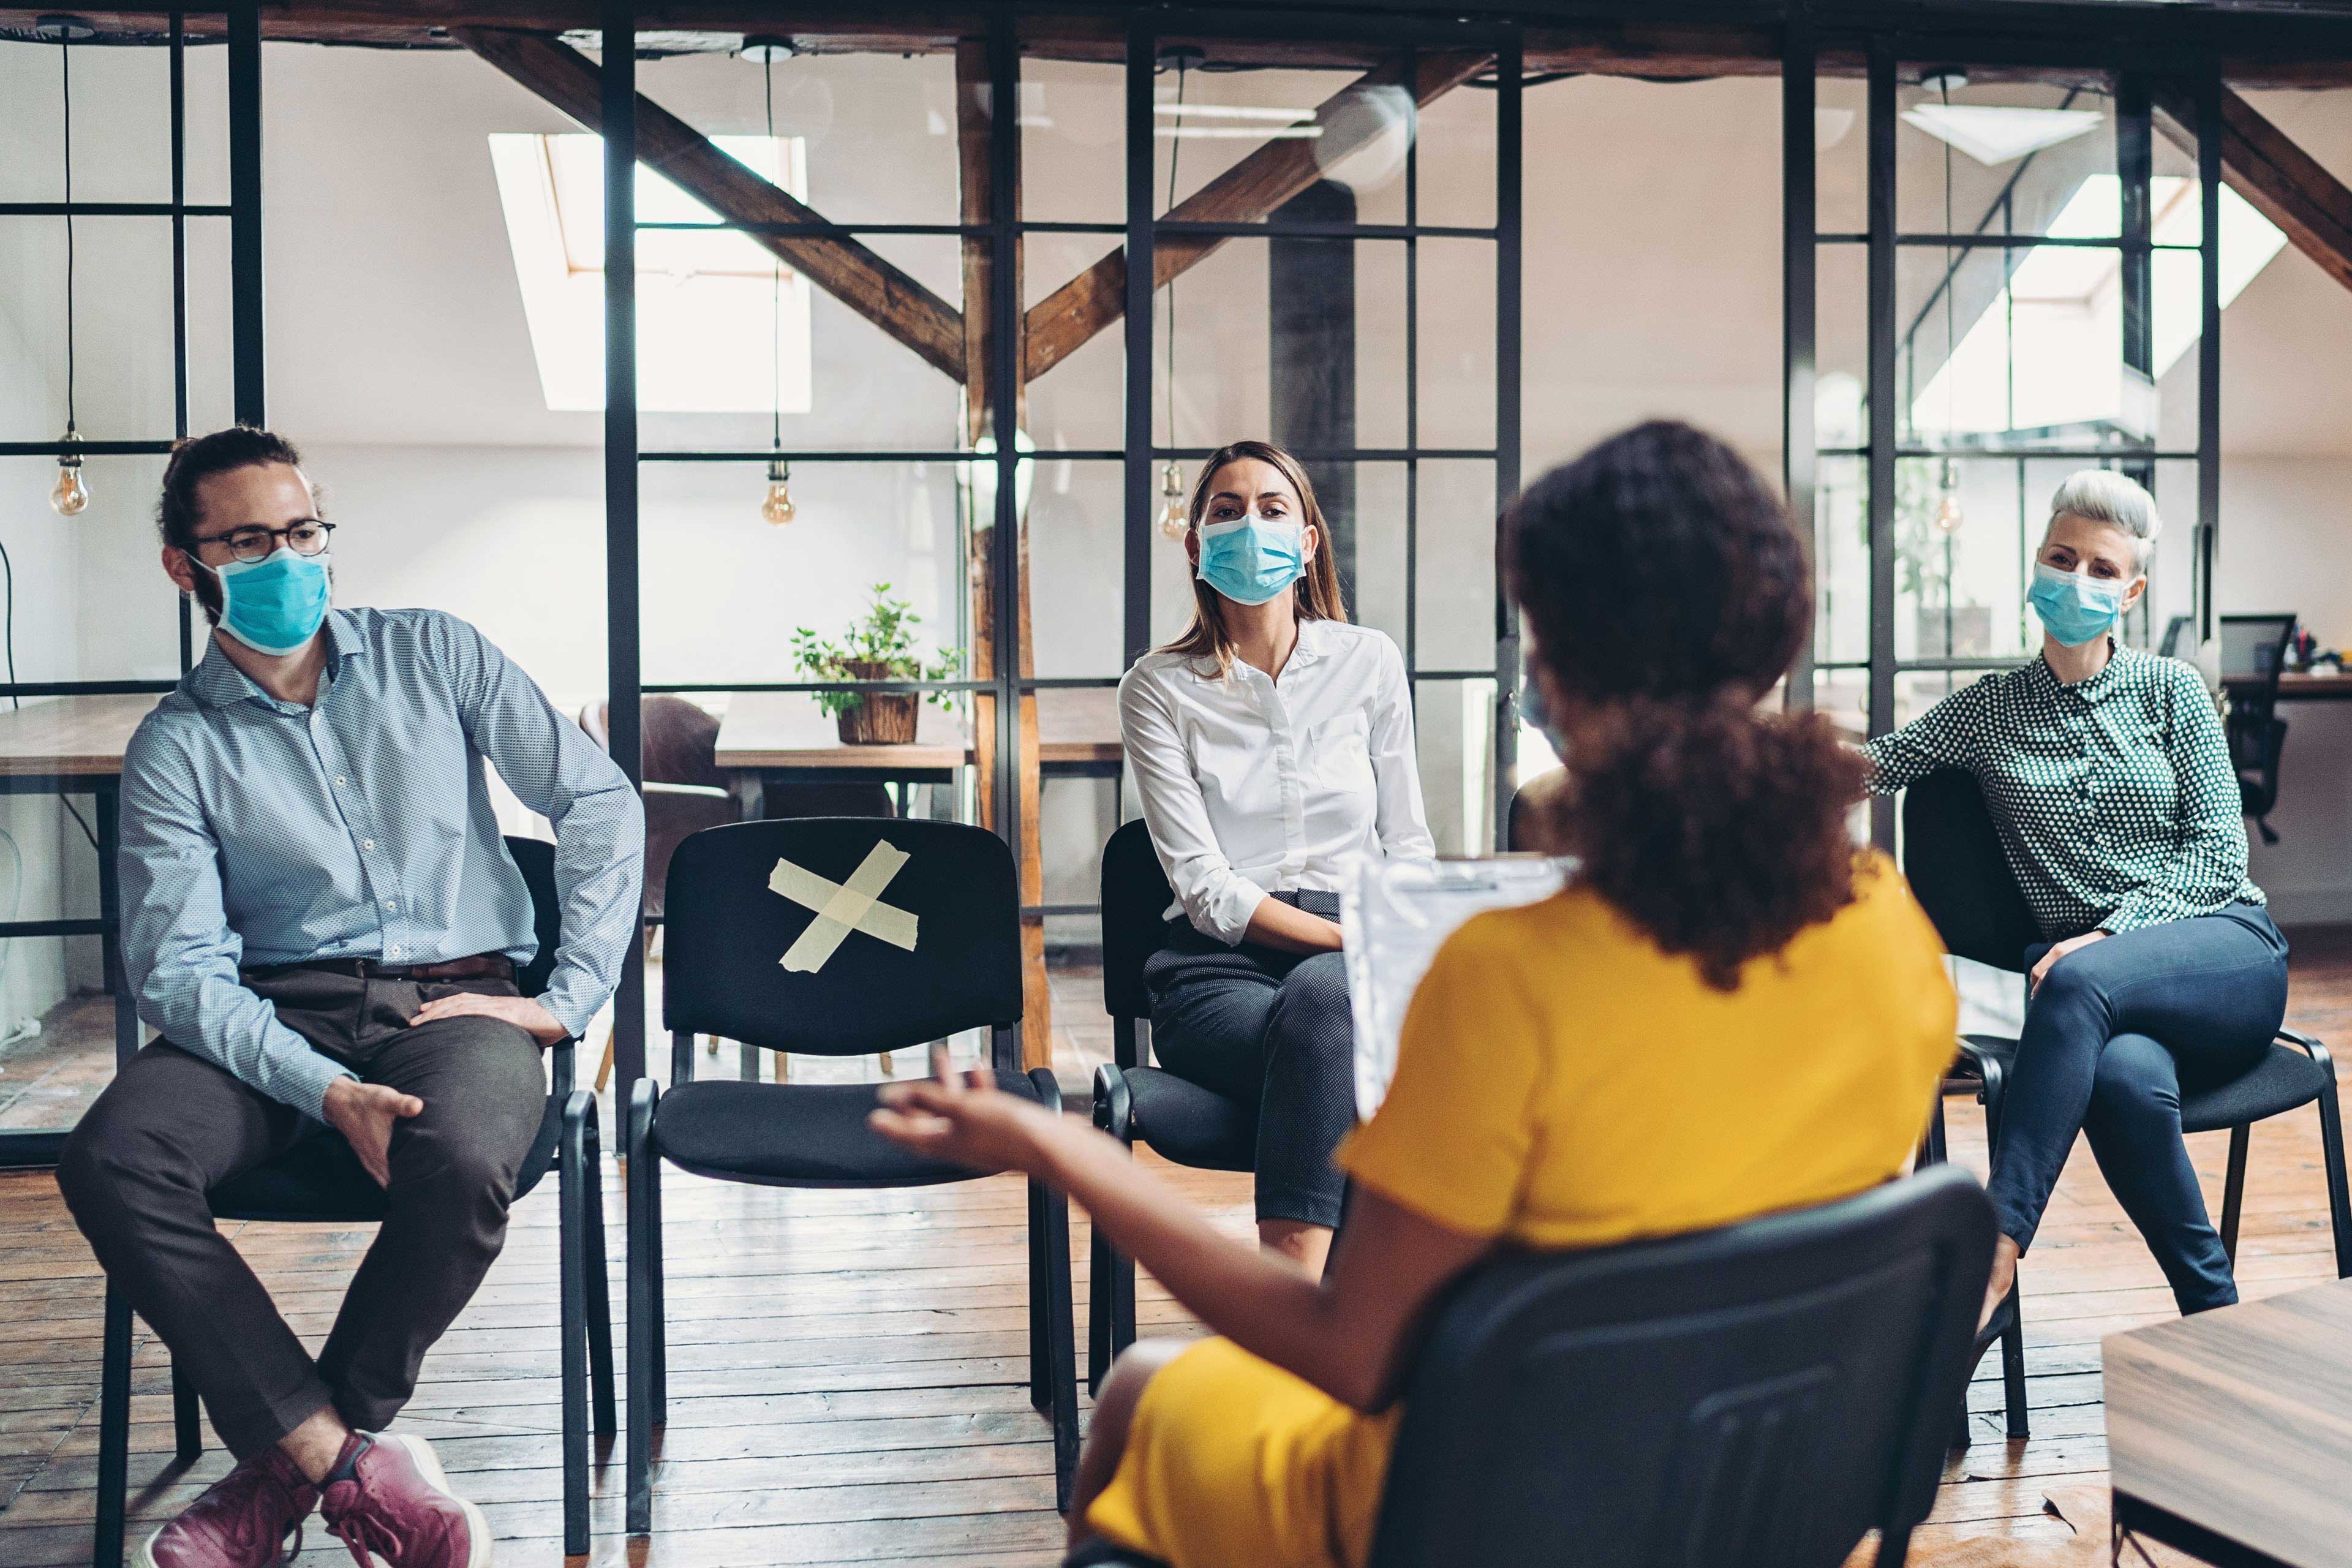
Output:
[1158, 440, 1348, 670]
[1509, 420, 1866, 990]
[157, 426, 306, 552]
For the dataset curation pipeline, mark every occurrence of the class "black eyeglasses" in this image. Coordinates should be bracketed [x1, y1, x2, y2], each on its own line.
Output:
[194, 520, 336, 564]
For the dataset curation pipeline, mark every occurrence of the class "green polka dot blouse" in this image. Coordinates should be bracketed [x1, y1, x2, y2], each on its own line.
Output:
[1864, 646, 2264, 939]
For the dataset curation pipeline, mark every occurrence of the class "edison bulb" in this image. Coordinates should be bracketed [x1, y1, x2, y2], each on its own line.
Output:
[50, 456, 89, 517]
[1930, 457, 1963, 535]
[761, 461, 795, 526]
[1157, 461, 1188, 542]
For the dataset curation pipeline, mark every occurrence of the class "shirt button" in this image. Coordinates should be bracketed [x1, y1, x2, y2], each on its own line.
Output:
[383, 899, 397, 911]
[361, 839, 375, 851]
[389, 944, 402, 956]
[335, 775, 349, 787]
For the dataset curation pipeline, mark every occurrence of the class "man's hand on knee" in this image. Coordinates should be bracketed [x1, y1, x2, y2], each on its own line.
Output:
[409, 991, 567, 1046]
[323, 1079, 424, 1188]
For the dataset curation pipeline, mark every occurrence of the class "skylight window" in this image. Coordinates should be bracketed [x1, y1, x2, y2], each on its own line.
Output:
[488, 132, 814, 413]
[1911, 174, 2288, 437]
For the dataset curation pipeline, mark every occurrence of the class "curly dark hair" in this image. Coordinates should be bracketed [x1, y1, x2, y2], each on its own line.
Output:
[1509, 420, 1866, 989]
[157, 426, 306, 552]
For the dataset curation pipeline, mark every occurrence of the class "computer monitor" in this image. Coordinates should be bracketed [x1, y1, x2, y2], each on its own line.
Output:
[2218, 614, 2296, 681]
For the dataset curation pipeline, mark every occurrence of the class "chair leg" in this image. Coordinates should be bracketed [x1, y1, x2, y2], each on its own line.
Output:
[2000, 1308, 2029, 1441]
[626, 1080, 660, 1537]
[1875, 1526, 1912, 1568]
[739, 1042, 760, 1084]
[2318, 1077, 2352, 1280]
[1088, 1224, 1113, 1398]
[559, 1091, 594, 1558]
[94, 1282, 133, 1568]
[1028, 1175, 1050, 1413]
[647, 1133, 668, 1416]
[1918, 1093, 1948, 1169]
[1039, 1187, 1082, 1515]
[2220, 1123, 2251, 1267]
[582, 1115, 619, 1439]
[171, 1354, 202, 1462]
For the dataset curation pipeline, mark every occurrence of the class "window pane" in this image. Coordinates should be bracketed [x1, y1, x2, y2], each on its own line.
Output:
[1898, 73, 2117, 239]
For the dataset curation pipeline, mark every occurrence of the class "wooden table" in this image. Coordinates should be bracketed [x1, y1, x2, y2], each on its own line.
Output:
[2225, 672, 2352, 701]
[2106, 1278, 2352, 1567]
[0, 694, 162, 1165]
[714, 686, 1123, 816]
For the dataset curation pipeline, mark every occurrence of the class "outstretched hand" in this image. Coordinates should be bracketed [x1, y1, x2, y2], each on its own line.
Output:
[869, 1044, 1062, 1177]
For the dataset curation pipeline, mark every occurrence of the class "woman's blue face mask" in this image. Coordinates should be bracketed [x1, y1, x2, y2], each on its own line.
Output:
[2028, 560, 2134, 648]
[1196, 514, 1307, 606]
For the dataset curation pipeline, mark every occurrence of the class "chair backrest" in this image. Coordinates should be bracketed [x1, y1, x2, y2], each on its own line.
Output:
[2160, 613, 2193, 659]
[1101, 818, 1175, 1023]
[502, 834, 562, 1000]
[2218, 614, 2296, 692]
[1899, 769, 2039, 974]
[1368, 1166, 1994, 1568]
[662, 817, 1022, 1055]
[583, 695, 726, 790]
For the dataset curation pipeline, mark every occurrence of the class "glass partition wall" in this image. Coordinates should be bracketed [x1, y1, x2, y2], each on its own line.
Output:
[1788, 29, 2225, 845]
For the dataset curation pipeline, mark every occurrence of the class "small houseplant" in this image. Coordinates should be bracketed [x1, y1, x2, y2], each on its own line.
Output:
[791, 584, 961, 745]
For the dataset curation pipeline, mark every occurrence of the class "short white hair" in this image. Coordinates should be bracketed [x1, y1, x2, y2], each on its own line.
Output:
[2046, 469, 2160, 571]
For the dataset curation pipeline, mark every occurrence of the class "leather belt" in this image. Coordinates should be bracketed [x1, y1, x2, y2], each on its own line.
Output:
[245, 953, 516, 984]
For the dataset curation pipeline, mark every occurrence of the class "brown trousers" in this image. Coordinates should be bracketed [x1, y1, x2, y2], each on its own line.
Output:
[56, 968, 547, 1458]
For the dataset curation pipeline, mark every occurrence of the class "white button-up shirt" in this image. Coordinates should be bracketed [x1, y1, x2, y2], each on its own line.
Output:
[1118, 618, 1436, 944]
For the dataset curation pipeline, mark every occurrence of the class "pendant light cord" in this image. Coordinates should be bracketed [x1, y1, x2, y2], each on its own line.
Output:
[1161, 56, 1189, 459]
[766, 52, 782, 460]
[61, 33, 77, 437]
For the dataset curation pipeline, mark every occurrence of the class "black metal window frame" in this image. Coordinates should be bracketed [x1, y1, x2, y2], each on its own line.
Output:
[600, 6, 1525, 1092]
[1784, 29, 2226, 846]
[0, 2, 265, 1171]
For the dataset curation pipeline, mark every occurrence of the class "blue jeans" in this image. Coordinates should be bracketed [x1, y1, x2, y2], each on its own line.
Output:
[1988, 905, 2288, 1314]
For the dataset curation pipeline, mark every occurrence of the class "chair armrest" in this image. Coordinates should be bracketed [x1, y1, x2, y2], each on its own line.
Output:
[2278, 1027, 2332, 1068]
[549, 1035, 577, 1099]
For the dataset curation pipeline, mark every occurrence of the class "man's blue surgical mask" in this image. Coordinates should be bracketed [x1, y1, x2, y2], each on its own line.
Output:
[2027, 562, 2129, 649]
[205, 546, 332, 657]
[1196, 516, 1306, 606]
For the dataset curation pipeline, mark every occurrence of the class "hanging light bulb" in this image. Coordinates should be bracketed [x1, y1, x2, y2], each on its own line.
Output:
[1931, 456, 1964, 535]
[50, 428, 88, 517]
[1158, 460, 1188, 541]
[761, 459, 796, 526]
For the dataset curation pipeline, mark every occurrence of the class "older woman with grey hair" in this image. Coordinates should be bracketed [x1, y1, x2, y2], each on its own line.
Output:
[1865, 469, 2282, 1329]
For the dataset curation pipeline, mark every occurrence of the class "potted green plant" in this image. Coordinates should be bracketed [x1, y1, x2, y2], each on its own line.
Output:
[791, 584, 961, 745]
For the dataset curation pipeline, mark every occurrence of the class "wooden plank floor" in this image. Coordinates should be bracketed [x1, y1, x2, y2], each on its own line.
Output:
[6, 933, 2352, 1566]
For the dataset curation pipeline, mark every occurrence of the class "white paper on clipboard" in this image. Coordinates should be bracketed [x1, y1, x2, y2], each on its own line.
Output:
[1340, 854, 1575, 1120]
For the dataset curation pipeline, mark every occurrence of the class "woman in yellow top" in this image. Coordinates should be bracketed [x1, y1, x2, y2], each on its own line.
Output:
[871, 420, 1961, 1568]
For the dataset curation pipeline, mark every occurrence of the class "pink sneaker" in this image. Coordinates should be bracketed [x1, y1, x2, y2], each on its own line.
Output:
[140, 1446, 318, 1568]
[317, 1433, 491, 1568]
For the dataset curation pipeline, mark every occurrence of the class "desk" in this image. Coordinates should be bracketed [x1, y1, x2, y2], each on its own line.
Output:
[0, 695, 160, 1167]
[715, 687, 1123, 816]
[2225, 673, 2352, 702]
[2106, 1278, 2352, 1567]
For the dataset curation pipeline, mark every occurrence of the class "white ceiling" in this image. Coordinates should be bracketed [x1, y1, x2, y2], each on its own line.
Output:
[214, 47, 2352, 460]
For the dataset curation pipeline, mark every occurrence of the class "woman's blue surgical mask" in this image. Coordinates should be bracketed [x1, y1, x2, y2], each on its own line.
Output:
[1196, 516, 1306, 606]
[205, 546, 332, 656]
[2027, 561, 2128, 648]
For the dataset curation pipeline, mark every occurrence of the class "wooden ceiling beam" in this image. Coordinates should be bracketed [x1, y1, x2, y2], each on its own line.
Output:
[2154, 83, 2352, 296]
[1022, 48, 1491, 385]
[457, 28, 968, 379]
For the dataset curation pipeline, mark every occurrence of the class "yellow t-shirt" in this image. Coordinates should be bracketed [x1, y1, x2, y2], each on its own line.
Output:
[1087, 853, 1959, 1568]
[1340, 850, 1960, 1247]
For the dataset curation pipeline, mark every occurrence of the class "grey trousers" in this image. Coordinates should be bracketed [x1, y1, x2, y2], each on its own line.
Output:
[56, 967, 547, 1458]
[1143, 891, 1354, 1229]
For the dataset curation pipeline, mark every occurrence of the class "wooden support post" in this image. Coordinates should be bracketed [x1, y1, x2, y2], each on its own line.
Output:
[957, 40, 1053, 1067]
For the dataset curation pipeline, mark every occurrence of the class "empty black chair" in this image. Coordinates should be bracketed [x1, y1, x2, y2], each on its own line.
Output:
[2234, 712, 2290, 846]
[627, 817, 1079, 1529]
[90, 836, 613, 1567]
[1088, 819, 1257, 1389]
[1066, 1165, 1996, 1568]
[1903, 767, 2352, 1441]
[2219, 613, 2296, 845]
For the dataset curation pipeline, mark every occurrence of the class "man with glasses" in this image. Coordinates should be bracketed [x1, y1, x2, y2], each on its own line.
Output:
[56, 427, 643, 1568]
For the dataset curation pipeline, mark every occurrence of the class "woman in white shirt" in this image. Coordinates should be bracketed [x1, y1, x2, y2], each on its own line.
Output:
[1118, 439, 1434, 1276]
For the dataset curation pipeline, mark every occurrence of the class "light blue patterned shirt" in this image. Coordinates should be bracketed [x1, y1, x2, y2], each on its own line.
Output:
[118, 608, 644, 1120]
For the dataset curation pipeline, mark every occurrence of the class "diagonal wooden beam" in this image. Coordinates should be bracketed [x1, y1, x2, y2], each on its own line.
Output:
[2154, 83, 2352, 296]
[458, 28, 968, 379]
[1022, 48, 1491, 384]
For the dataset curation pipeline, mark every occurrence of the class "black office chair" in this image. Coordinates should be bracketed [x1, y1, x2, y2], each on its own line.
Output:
[1903, 769, 2352, 1440]
[1066, 1165, 1995, 1568]
[89, 837, 612, 1567]
[1088, 819, 1257, 1391]
[625, 817, 1080, 1530]
[2220, 613, 2296, 845]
